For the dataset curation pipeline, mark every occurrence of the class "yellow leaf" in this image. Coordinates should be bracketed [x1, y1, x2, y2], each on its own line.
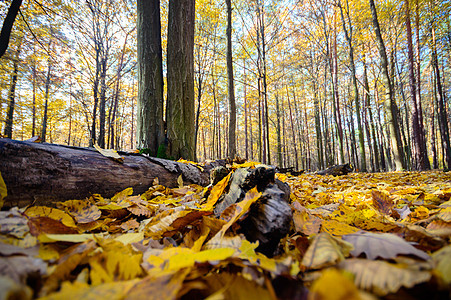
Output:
[114, 232, 144, 245]
[38, 233, 105, 243]
[411, 206, 429, 219]
[237, 240, 277, 272]
[40, 279, 138, 300]
[437, 207, 451, 222]
[321, 220, 360, 236]
[38, 244, 60, 261]
[301, 232, 353, 270]
[93, 143, 124, 162]
[146, 247, 235, 277]
[201, 172, 232, 211]
[25, 206, 77, 228]
[0, 171, 7, 209]
[111, 187, 133, 202]
[89, 240, 144, 285]
[203, 272, 273, 300]
[310, 269, 361, 300]
[432, 245, 451, 285]
[125, 270, 190, 299]
[177, 175, 183, 188]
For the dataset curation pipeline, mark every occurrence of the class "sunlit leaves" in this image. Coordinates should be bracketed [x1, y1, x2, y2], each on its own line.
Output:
[0, 169, 450, 298]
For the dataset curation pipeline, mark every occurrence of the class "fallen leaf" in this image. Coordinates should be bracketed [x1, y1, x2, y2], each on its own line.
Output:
[58, 200, 101, 223]
[320, 220, 360, 236]
[125, 269, 190, 299]
[432, 245, 451, 285]
[342, 232, 430, 260]
[201, 172, 232, 210]
[339, 258, 431, 296]
[309, 268, 361, 300]
[25, 206, 77, 228]
[301, 232, 353, 270]
[28, 217, 78, 236]
[41, 279, 138, 300]
[93, 144, 124, 162]
[372, 191, 394, 216]
[0, 171, 7, 209]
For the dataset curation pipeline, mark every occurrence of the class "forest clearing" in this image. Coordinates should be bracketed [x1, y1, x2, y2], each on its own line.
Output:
[1, 0, 451, 299]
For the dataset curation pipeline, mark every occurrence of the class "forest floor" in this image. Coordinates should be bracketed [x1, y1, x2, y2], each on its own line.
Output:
[0, 163, 450, 299]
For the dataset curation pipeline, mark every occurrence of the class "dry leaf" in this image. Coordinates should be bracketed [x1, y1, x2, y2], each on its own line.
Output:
[301, 232, 353, 269]
[342, 232, 430, 260]
[0, 171, 7, 209]
[339, 258, 431, 296]
[432, 245, 451, 285]
[58, 200, 101, 223]
[93, 144, 124, 162]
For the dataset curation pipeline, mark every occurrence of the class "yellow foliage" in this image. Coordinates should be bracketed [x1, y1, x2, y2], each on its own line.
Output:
[309, 269, 361, 300]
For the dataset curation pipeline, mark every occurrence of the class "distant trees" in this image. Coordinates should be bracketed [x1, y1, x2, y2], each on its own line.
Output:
[2, 0, 451, 171]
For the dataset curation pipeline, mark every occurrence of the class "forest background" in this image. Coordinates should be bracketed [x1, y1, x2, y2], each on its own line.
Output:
[1, 0, 451, 173]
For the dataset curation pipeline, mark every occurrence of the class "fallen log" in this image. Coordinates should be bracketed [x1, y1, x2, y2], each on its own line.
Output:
[0, 138, 210, 208]
[317, 163, 353, 176]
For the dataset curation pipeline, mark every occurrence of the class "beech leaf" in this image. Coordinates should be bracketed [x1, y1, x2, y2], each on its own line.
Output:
[339, 258, 432, 296]
[342, 232, 430, 260]
[301, 232, 353, 269]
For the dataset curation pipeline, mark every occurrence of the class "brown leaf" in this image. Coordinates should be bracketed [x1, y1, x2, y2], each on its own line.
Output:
[58, 200, 101, 224]
[342, 231, 430, 260]
[301, 232, 353, 270]
[372, 190, 394, 216]
[28, 217, 78, 236]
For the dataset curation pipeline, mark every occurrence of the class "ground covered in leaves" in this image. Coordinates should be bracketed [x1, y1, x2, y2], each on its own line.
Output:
[0, 163, 450, 299]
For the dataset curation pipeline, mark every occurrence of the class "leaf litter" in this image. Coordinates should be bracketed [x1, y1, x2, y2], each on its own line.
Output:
[0, 167, 450, 299]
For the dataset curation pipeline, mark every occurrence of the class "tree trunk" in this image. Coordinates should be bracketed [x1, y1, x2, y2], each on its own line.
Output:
[136, 0, 165, 155]
[226, 0, 236, 158]
[405, 0, 429, 170]
[430, 20, 451, 170]
[369, 0, 406, 170]
[4, 47, 20, 138]
[41, 59, 52, 143]
[166, 0, 196, 160]
[340, 0, 366, 171]
[0, 0, 22, 59]
[0, 138, 210, 208]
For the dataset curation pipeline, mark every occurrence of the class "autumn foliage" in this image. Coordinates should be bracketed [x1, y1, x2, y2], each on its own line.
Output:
[0, 164, 450, 299]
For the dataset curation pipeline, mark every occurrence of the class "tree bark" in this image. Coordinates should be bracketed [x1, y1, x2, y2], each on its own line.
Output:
[0, 0, 22, 59]
[0, 138, 210, 208]
[339, 0, 366, 171]
[405, 0, 429, 170]
[369, 0, 406, 170]
[430, 17, 451, 170]
[166, 0, 196, 160]
[136, 0, 165, 155]
[3, 40, 21, 139]
[226, 0, 236, 158]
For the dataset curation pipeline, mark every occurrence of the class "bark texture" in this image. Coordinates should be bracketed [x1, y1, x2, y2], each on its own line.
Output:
[0, 138, 209, 208]
[136, 0, 165, 155]
[166, 0, 196, 160]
